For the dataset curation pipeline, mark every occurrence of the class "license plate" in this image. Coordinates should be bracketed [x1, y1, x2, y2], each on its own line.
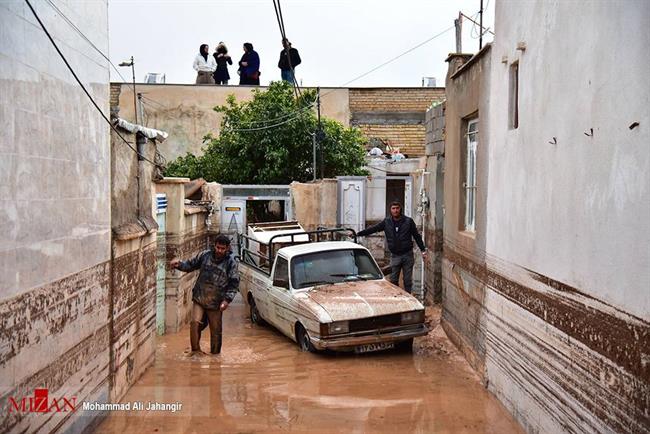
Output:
[355, 342, 395, 353]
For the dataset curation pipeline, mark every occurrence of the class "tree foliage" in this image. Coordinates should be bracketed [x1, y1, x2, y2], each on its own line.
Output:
[164, 81, 368, 183]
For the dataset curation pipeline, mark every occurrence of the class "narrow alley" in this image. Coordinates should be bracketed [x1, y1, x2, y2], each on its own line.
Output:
[96, 299, 522, 433]
[2, 1, 648, 433]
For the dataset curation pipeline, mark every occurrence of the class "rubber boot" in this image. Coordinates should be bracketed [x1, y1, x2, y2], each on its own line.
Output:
[190, 321, 202, 352]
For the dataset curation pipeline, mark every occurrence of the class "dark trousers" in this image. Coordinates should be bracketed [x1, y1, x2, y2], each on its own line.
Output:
[239, 74, 260, 85]
[191, 303, 223, 354]
[389, 251, 415, 293]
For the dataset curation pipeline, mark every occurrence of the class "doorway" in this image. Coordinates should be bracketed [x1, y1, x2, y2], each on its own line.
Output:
[386, 178, 406, 216]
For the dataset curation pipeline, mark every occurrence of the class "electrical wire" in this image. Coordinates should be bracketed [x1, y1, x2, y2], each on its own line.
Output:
[340, 25, 455, 87]
[44, 0, 168, 110]
[222, 106, 312, 132]
[222, 23, 460, 132]
[44, 0, 459, 135]
[272, 0, 302, 97]
[25, 0, 162, 168]
[140, 94, 167, 110]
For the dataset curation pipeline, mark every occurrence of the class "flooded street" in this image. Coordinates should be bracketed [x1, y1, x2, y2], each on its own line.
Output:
[96, 298, 522, 433]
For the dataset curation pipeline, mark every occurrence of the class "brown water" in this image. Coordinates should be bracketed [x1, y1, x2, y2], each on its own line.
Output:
[96, 299, 522, 433]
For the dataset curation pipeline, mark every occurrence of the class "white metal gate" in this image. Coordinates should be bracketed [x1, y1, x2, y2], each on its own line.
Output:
[337, 176, 366, 233]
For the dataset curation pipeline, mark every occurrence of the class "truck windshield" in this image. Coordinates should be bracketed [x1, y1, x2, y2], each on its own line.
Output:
[291, 249, 383, 289]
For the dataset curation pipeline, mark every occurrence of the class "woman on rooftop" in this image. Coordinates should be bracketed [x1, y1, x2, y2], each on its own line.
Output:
[193, 43, 216, 84]
[213, 42, 232, 85]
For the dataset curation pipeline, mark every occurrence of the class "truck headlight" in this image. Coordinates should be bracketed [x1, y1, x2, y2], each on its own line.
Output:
[401, 310, 424, 325]
[327, 321, 349, 335]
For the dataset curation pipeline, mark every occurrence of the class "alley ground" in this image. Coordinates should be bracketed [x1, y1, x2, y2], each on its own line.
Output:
[96, 298, 522, 433]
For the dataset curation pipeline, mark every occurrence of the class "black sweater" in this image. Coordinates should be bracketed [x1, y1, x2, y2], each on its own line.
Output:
[357, 216, 425, 255]
[278, 47, 301, 70]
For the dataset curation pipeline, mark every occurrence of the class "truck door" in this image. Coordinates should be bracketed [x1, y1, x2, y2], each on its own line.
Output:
[267, 256, 295, 336]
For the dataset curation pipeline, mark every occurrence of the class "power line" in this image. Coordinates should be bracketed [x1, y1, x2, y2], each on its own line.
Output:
[221, 24, 459, 132]
[273, 0, 302, 97]
[140, 94, 167, 110]
[340, 25, 455, 87]
[25, 0, 161, 168]
[223, 106, 312, 132]
[44, 0, 167, 110]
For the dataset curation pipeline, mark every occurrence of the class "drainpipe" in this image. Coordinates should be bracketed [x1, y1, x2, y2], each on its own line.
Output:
[136, 131, 146, 223]
[418, 169, 430, 302]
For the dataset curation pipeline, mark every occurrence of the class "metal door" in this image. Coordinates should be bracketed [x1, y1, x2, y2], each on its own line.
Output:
[404, 179, 413, 217]
[221, 199, 246, 253]
[337, 177, 366, 234]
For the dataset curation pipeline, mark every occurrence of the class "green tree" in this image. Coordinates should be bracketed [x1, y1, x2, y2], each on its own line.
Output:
[164, 81, 368, 183]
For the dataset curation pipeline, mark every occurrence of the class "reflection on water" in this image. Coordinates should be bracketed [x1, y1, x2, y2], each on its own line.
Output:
[96, 298, 522, 433]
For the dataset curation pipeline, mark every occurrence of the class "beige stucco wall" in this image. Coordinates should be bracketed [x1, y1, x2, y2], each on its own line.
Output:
[115, 84, 350, 160]
[155, 178, 209, 333]
[290, 179, 338, 231]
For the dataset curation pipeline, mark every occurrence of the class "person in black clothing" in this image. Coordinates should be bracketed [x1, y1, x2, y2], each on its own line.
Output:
[278, 38, 301, 83]
[238, 42, 260, 85]
[213, 42, 232, 85]
[357, 202, 427, 294]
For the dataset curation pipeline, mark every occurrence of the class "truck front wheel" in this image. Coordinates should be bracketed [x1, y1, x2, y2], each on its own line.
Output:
[249, 296, 265, 325]
[296, 324, 315, 353]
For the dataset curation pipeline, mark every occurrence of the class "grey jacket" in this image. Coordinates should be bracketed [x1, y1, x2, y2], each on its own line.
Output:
[177, 249, 239, 309]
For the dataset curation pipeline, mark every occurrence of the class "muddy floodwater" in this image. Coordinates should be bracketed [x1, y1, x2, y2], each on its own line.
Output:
[97, 298, 522, 433]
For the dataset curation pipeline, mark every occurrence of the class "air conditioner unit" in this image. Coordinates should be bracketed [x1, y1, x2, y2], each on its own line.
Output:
[422, 77, 436, 87]
[144, 73, 166, 84]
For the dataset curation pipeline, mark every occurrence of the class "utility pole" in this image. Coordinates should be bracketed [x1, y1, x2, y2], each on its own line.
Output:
[137, 92, 144, 127]
[317, 87, 324, 179]
[312, 133, 317, 181]
[455, 11, 463, 53]
[479, 0, 484, 50]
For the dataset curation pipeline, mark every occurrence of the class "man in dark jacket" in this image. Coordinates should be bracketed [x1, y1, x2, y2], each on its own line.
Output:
[170, 234, 239, 355]
[277, 38, 301, 84]
[357, 202, 427, 294]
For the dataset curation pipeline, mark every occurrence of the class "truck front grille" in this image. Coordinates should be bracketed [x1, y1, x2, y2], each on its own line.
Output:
[349, 313, 402, 332]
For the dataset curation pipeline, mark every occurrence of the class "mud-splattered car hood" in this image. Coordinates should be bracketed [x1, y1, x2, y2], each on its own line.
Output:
[298, 279, 423, 321]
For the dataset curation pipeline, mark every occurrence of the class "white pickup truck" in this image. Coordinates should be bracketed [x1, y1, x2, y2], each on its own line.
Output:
[237, 225, 428, 353]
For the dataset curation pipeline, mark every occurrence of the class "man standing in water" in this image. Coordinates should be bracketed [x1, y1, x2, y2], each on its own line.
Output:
[357, 202, 427, 294]
[170, 234, 239, 355]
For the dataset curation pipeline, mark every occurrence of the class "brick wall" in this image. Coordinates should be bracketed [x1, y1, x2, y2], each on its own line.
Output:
[356, 124, 426, 157]
[349, 88, 445, 112]
[349, 88, 446, 157]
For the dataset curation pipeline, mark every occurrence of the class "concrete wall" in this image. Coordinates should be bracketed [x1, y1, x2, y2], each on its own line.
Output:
[110, 84, 445, 162]
[0, 1, 111, 432]
[155, 179, 208, 333]
[290, 179, 337, 231]
[111, 84, 350, 160]
[440, 1, 650, 433]
[440, 44, 493, 390]
[423, 101, 445, 303]
[110, 127, 159, 404]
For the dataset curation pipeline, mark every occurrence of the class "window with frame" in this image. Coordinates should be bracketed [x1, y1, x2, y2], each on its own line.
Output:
[509, 61, 519, 129]
[464, 119, 478, 232]
[273, 257, 290, 289]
